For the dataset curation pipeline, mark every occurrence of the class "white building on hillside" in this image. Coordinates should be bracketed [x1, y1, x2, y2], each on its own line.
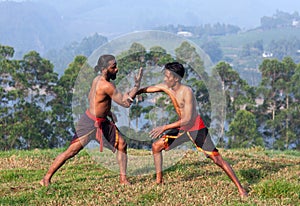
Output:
[262, 51, 273, 58]
[177, 31, 193, 37]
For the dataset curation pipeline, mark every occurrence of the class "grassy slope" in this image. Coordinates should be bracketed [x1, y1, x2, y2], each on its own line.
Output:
[0, 147, 299, 206]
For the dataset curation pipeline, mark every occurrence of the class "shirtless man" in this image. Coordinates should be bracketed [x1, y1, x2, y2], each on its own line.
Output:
[137, 62, 248, 197]
[40, 54, 143, 186]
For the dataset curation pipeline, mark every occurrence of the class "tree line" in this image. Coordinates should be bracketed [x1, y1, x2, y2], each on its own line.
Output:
[260, 10, 300, 30]
[0, 42, 299, 151]
[156, 23, 241, 37]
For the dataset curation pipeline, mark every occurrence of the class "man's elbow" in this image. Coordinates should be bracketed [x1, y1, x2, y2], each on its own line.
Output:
[181, 118, 192, 126]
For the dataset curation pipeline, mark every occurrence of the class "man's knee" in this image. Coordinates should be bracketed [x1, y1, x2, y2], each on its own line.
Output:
[152, 141, 164, 153]
[118, 137, 127, 151]
[210, 154, 224, 166]
[66, 144, 82, 158]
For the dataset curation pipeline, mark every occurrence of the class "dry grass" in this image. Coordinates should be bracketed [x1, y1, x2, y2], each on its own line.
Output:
[0, 147, 299, 205]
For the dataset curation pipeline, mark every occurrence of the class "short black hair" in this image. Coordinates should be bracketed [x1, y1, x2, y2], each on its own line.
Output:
[165, 62, 185, 78]
[94, 54, 115, 73]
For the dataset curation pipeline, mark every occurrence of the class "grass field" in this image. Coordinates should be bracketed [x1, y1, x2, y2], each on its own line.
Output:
[0, 147, 299, 205]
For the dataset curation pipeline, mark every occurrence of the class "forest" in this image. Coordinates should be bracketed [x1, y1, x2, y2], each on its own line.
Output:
[1, 40, 299, 151]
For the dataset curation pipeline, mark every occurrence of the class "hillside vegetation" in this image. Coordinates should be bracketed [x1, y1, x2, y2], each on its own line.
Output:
[0, 147, 299, 205]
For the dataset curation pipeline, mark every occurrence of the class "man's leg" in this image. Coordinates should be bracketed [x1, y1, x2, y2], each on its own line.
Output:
[116, 136, 130, 185]
[152, 138, 165, 184]
[209, 154, 248, 198]
[40, 135, 90, 186]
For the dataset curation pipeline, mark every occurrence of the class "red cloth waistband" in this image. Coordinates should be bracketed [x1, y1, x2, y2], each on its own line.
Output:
[85, 110, 107, 152]
[179, 115, 206, 131]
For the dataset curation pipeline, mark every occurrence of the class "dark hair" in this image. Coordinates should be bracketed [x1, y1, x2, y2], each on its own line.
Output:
[94, 54, 115, 73]
[165, 62, 185, 78]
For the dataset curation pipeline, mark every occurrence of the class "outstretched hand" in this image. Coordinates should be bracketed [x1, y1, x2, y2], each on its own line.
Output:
[125, 67, 144, 104]
[125, 93, 134, 102]
[134, 67, 143, 87]
[149, 125, 166, 139]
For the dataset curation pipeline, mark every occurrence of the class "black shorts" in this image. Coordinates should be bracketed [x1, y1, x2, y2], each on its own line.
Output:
[71, 112, 120, 152]
[163, 128, 219, 156]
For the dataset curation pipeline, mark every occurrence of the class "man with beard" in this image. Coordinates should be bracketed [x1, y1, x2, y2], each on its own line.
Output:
[136, 62, 248, 198]
[40, 54, 143, 186]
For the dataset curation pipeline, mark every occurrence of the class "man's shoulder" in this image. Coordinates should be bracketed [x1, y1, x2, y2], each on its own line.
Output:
[94, 77, 114, 87]
[181, 84, 192, 91]
[154, 83, 167, 89]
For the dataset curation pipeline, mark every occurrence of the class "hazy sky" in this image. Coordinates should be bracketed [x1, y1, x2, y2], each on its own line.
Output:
[1, 0, 299, 31]
[1, 0, 300, 45]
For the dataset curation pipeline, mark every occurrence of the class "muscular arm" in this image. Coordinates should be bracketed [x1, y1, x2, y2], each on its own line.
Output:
[136, 84, 165, 95]
[109, 67, 144, 108]
[108, 84, 132, 108]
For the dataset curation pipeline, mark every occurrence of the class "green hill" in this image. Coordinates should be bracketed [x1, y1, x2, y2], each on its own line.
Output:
[216, 27, 300, 47]
[190, 27, 300, 85]
[0, 147, 299, 205]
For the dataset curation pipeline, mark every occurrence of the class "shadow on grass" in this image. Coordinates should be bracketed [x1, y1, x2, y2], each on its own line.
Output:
[160, 156, 295, 188]
[239, 161, 293, 184]
[239, 168, 262, 184]
[182, 170, 223, 182]
[162, 160, 226, 183]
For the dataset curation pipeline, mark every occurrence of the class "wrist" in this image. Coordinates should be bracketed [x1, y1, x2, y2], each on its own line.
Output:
[127, 92, 134, 102]
[163, 125, 168, 131]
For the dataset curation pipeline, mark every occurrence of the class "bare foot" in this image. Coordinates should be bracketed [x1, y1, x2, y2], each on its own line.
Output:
[120, 175, 131, 185]
[239, 190, 248, 199]
[156, 180, 163, 184]
[39, 178, 50, 187]
[120, 180, 131, 185]
[156, 172, 163, 184]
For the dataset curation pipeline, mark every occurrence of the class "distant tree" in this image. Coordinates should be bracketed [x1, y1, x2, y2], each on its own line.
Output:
[129, 102, 143, 130]
[239, 44, 251, 57]
[0, 45, 19, 150]
[0, 45, 14, 59]
[48, 55, 89, 147]
[253, 40, 264, 53]
[156, 23, 240, 37]
[227, 110, 263, 148]
[260, 10, 299, 29]
[0, 50, 59, 150]
[201, 40, 223, 63]
[290, 63, 300, 149]
[148, 46, 167, 63]
[257, 59, 283, 147]
[214, 62, 255, 120]
[148, 46, 174, 66]
[45, 33, 107, 75]
[116, 43, 147, 83]
[268, 57, 298, 150]
[256, 58, 298, 149]
[260, 16, 278, 29]
[175, 41, 206, 77]
[75, 33, 108, 57]
[267, 38, 300, 61]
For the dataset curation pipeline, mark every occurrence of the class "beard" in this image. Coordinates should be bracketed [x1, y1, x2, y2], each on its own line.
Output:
[109, 73, 117, 80]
